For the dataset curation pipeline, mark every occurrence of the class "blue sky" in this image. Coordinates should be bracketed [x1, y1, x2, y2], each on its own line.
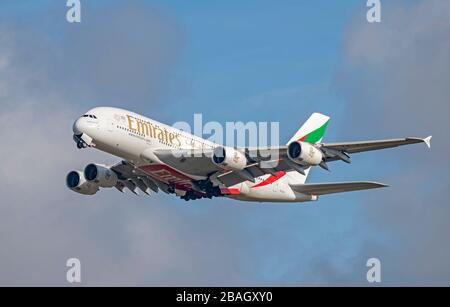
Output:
[0, 0, 448, 286]
[151, 1, 356, 130]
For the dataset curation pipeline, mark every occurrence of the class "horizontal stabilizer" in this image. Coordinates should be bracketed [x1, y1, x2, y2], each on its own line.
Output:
[290, 181, 388, 196]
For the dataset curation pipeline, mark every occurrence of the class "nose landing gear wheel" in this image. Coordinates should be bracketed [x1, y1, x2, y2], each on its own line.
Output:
[76, 140, 88, 149]
[76, 141, 88, 149]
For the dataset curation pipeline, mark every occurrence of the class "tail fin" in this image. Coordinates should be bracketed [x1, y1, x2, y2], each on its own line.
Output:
[287, 112, 330, 145]
[286, 113, 330, 184]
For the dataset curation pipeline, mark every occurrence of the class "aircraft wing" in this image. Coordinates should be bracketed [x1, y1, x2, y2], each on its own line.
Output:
[321, 136, 431, 155]
[290, 181, 388, 195]
[236, 136, 432, 166]
[216, 136, 431, 186]
[151, 136, 431, 187]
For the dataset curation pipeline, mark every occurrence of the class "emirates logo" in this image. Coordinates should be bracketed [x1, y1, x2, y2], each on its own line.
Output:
[308, 146, 315, 158]
[233, 151, 240, 163]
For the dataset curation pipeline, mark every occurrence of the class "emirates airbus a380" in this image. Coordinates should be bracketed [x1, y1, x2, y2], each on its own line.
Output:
[66, 107, 431, 202]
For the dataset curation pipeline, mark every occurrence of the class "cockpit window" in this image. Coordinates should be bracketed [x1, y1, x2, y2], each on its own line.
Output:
[82, 114, 97, 119]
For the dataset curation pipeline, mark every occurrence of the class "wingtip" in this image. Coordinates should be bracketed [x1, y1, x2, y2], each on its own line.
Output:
[360, 181, 389, 189]
[423, 135, 432, 149]
[371, 181, 390, 188]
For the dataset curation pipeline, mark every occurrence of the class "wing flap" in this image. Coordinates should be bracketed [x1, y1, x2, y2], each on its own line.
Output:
[290, 181, 388, 195]
[111, 161, 173, 194]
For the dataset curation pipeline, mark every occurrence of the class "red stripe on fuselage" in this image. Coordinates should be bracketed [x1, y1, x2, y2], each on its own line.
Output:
[220, 187, 241, 195]
[251, 171, 286, 188]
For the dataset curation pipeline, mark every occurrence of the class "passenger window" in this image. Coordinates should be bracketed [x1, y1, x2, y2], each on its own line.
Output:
[82, 114, 97, 119]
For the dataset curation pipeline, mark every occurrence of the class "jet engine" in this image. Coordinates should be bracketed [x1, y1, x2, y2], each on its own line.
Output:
[212, 146, 247, 171]
[84, 163, 118, 188]
[287, 141, 323, 166]
[66, 170, 99, 195]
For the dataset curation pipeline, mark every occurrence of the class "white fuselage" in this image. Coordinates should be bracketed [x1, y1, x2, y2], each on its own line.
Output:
[73, 107, 317, 202]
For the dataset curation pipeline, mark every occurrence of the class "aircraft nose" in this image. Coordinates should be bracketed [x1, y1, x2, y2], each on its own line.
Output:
[72, 118, 84, 135]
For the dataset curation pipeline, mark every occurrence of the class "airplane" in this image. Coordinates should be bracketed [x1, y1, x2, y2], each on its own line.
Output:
[66, 107, 431, 202]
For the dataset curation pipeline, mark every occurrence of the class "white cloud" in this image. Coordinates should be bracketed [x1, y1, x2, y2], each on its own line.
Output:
[335, 0, 450, 285]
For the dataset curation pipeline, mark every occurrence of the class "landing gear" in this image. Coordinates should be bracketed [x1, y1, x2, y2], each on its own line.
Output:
[181, 190, 201, 201]
[205, 186, 221, 198]
[195, 180, 221, 198]
[73, 134, 88, 149]
[76, 141, 87, 149]
[180, 184, 223, 202]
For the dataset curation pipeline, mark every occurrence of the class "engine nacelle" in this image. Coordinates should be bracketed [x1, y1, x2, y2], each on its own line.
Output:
[84, 163, 118, 188]
[287, 141, 323, 166]
[66, 170, 99, 195]
[212, 146, 247, 171]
